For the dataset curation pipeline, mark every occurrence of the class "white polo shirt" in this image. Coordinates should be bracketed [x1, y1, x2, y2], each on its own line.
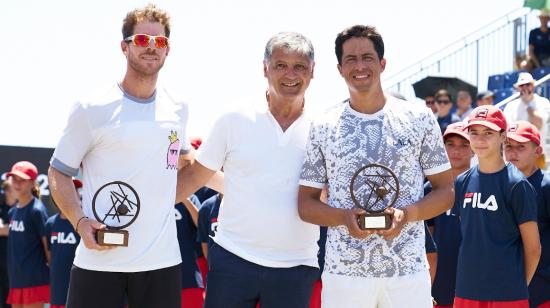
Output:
[51, 84, 191, 272]
[197, 106, 319, 268]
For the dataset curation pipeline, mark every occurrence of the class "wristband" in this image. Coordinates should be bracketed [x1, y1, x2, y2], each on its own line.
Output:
[75, 216, 89, 233]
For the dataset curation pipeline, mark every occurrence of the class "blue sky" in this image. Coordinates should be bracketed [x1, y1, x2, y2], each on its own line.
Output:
[2, 0, 524, 147]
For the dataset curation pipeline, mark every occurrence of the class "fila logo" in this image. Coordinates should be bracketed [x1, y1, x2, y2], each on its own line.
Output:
[508, 124, 518, 133]
[463, 192, 498, 211]
[9, 220, 24, 232]
[51, 232, 77, 244]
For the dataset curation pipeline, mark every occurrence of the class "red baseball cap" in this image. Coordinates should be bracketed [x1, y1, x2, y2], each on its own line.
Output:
[507, 121, 541, 145]
[465, 105, 507, 132]
[6, 161, 38, 181]
[443, 121, 470, 141]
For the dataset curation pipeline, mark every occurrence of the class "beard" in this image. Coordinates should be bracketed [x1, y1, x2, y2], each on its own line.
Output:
[127, 50, 166, 77]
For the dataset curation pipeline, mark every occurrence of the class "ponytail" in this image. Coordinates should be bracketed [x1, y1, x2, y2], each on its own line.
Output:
[31, 181, 41, 200]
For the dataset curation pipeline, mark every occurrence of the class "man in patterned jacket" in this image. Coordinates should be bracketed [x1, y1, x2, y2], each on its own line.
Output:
[297, 25, 455, 307]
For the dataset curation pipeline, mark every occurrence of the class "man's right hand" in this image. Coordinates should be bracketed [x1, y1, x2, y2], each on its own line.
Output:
[344, 208, 378, 239]
[77, 218, 113, 251]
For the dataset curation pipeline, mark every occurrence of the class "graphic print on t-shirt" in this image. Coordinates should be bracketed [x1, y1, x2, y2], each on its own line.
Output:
[300, 98, 451, 277]
[167, 130, 180, 169]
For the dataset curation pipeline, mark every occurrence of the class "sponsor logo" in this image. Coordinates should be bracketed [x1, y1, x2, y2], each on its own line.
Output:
[393, 138, 413, 147]
[51, 231, 78, 244]
[463, 192, 498, 211]
[9, 220, 24, 232]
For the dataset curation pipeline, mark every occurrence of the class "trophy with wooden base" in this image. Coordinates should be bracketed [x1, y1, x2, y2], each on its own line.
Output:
[92, 181, 140, 247]
[349, 164, 399, 230]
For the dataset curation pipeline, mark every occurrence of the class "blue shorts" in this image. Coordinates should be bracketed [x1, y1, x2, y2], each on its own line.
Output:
[205, 243, 318, 308]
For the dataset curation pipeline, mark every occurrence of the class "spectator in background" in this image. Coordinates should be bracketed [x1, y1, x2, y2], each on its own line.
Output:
[435, 89, 460, 134]
[529, 9, 550, 68]
[476, 90, 495, 106]
[0, 180, 15, 308]
[46, 179, 82, 308]
[504, 72, 550, 131]
[425, 95, 438, 114]
[453, 90, 473, 120]
[503, 72, 550, 166]
[5, 161, 50, 308]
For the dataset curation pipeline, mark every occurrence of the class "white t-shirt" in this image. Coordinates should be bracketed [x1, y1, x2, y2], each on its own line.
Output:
[197, 106, 319, 268]
[300, 97, 451, 278]
[503, 94, 550, 164]
[51, 84, 191, 272]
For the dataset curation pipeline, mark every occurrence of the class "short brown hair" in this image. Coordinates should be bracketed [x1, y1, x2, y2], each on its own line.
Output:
[122, 4, 171, 39]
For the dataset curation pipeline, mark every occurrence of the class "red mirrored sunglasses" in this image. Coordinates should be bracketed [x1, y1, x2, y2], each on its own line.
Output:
[124, 34, 169, 49]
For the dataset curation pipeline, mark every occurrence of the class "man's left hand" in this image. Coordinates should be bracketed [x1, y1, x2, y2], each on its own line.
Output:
[380, 207, 407, 239]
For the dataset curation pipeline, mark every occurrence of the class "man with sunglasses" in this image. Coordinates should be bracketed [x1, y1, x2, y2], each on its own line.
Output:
[435, 89, 460, 134]
[48, 4, 189, 308]
[504, 72, 550, 167]
[424, 95, 438, 114]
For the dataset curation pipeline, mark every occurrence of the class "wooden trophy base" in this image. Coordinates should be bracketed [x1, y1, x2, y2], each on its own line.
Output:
[357, 213, 392, 230]
[96, 229, 129, 247]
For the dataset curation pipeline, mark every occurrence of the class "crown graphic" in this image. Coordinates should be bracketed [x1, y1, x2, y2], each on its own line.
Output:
[168, 131, 178, 143]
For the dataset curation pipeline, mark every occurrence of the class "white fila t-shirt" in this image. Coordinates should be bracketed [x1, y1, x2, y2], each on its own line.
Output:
[300, 97, 451, 278]
[51, 84, 191, 272]
[197, 106, 319, 268]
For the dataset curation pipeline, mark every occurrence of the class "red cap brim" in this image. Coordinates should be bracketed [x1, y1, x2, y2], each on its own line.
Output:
[443, 131, 470, 141]
[507, 134, 531, 143]
[465, 120, 503, 132]
[6, 171, 32, 180]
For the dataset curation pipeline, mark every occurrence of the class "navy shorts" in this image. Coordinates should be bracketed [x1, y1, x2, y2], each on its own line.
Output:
[66, 264, 181, 308]
[205, 243, 318, 308]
